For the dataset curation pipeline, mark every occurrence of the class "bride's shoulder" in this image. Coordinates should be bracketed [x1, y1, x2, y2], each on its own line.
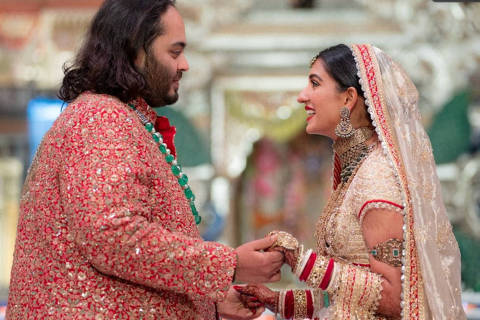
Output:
[348, 144, 403, 206]
[356, 143, 397, 184]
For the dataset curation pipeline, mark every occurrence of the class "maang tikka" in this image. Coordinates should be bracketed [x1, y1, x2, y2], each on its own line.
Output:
[335, 106, 354, 138]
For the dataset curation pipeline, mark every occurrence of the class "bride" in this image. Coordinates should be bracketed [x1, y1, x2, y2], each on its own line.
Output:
[236, 44, 465, 319]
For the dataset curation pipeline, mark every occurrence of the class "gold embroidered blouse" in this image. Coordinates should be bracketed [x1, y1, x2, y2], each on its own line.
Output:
[313, 143, 404, 319]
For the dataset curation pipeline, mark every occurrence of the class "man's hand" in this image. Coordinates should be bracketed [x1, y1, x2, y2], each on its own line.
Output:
[263, 231, 301, 272]
[234, 235, 284, 283]
[268, 246, 298, 273]
[217, 286, 265, 320]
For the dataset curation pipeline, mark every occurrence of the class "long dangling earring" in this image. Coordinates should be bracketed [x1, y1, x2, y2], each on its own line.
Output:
[334, 106, 354, 138]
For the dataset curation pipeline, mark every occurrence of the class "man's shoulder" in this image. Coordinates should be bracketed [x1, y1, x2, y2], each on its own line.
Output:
[70, 92, 126, 111]
[59, 92, 137, 133]
[64, 92, 133, 124]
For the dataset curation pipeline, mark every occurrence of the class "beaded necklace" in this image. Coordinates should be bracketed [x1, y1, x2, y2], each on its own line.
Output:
[128, 103, 201, 225]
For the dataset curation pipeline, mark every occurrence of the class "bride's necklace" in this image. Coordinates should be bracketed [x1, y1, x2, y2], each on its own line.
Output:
[333, 127, 375, 183]
[315, 127, 375, 254]
[128, 103, 201, 225]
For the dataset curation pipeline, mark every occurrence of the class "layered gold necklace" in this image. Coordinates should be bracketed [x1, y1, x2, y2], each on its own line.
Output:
[315, 127, 376, 255]
[333, 127, 374, 183]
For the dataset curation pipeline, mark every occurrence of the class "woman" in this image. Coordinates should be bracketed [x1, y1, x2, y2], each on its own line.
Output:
[236, 44, 465, 319]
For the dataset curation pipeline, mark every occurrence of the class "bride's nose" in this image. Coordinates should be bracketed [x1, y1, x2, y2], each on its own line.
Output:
[297, 88, 308, 104]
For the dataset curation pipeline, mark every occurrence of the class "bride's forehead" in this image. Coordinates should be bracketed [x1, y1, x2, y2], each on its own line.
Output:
[309, 60, 334, 80]
[309, 60, 322, 73]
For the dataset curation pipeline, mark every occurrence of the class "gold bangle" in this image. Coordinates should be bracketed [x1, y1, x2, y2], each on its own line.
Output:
[293, 290, 307, 319]
[306, 255, 329, 288]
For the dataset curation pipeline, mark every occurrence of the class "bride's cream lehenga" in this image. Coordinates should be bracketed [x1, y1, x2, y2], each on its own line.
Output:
[314, 141, 403, 320]
[276, 44, 465, 320]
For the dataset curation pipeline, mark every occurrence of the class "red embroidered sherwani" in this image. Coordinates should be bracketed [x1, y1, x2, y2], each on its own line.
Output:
[7, 92, 237, 319]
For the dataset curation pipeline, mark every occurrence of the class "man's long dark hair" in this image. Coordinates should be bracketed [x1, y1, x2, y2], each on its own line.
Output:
[58, 0, 175, 103]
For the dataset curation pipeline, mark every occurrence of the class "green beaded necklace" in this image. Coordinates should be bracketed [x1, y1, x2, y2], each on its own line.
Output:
[128, 103, 201, 225]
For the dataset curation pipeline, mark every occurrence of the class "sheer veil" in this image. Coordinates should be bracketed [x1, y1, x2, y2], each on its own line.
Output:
[350, 44, 465, 319]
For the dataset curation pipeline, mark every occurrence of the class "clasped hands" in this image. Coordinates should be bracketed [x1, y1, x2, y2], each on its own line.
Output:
[218, 231, 301, 319]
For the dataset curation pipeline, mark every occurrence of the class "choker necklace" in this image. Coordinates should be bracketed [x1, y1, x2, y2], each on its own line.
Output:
[128, 103, 201, 225]
[333, 127, 375, 183]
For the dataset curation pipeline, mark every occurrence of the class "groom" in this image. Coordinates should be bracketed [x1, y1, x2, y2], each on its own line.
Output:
[6, 1, 283, 319]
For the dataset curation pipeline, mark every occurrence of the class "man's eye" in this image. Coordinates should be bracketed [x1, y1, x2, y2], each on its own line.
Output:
[311, 80, 319, 87]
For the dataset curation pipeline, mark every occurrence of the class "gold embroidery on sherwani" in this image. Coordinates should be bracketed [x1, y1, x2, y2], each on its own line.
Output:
[6, 93, 237, 319]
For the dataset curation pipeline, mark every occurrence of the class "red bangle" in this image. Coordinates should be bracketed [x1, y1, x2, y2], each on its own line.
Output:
[306, 290, 314, 318]
[319, 258, 335, 290]
[299, 252, 317, 281]
[284, 290, 294, 319]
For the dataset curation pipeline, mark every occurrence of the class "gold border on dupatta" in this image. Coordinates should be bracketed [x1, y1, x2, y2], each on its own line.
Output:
[350, 44, 425, 320]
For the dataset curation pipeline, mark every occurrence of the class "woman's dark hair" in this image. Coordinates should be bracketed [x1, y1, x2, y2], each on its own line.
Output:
[312, 44, 364, 99]
[58, 0, 176, 103]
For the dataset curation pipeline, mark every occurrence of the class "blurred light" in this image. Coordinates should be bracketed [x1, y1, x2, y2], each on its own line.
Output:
[27, 98, 63, 162]
[246, 128, 261, 141]
[276, 105, 292, 119]
[211, 177, 230, 217]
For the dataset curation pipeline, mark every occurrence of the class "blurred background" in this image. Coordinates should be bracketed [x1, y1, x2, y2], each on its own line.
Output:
[0, 0, 479, 318]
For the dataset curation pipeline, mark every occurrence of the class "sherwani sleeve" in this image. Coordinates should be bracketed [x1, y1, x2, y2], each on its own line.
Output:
[58, 99, 236, 301]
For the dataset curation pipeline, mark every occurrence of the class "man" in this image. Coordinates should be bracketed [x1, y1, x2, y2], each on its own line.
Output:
[6, 0, 283, 319]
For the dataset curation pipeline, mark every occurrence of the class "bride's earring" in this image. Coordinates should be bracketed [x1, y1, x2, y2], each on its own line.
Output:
[334, 106, 354, 138]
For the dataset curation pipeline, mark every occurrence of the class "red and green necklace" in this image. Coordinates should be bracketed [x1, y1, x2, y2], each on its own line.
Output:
[129, 103, 201, 225]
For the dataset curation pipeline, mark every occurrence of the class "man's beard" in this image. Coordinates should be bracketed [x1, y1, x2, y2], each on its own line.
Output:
[143, 53, 181, 107]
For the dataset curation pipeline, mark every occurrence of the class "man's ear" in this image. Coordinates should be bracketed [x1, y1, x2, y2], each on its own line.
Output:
[135, 48, 146, 70]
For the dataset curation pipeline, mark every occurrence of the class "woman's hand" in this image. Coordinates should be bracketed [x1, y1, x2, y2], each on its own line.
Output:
[268, 246, 298, 272]
[234, 284, 279, 314]
[265, 231, 302, 272]
[217, 286, 265, 320]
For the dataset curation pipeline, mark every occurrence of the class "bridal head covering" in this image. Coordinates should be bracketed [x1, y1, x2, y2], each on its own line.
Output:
[349, 44, 465, 319]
